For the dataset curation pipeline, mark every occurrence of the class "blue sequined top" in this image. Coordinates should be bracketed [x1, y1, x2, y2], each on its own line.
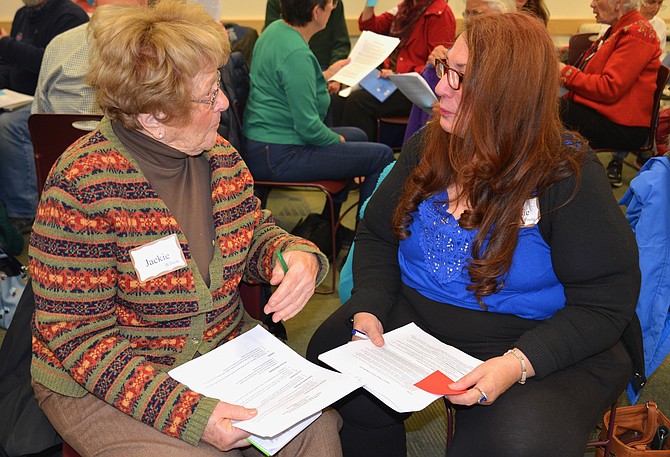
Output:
[398, 191, 565, 320]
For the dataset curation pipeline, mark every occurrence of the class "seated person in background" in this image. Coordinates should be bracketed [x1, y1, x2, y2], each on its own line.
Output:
[515, 0, 549, 24]
[265, 0, 350, 95]
[0, 0, 89, 235]
[308, 12, 641, 457]
[403, 0, 515, 143]
[30, 1, 342, 456]
[72, 0, 95, 12]
[331, 0, 456, 141]
[559, 0, 660, 188]
[243, 0, 395, 234]
[640, 0, 667, 61]
[6, 0, 148, 209]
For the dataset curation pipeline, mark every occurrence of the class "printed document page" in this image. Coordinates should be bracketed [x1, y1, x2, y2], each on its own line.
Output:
[319, 322, 483, 413]
[170, 325, 362, 454]
[330, 30, 400, 87]
[386, 72, 438, 112]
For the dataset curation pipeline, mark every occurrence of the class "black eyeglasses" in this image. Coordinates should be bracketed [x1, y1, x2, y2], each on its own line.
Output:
[191, 70, 222, 109]
[435, 58, 464, 91]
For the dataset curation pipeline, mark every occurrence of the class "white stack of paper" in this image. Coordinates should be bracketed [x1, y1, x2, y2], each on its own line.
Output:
[0, 89, 33, 111]
[387, 72, 438, 112]
[319, 323, 483, 413]
[169, 325, 362, 455]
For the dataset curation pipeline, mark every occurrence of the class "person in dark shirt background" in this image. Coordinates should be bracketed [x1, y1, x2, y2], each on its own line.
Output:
[0, 0, 89, 235]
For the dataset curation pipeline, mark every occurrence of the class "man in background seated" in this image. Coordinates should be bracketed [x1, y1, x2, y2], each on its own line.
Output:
[33, 0, 148, 117]
[0, 0, 89, 234]
[265, 0, 350, 95]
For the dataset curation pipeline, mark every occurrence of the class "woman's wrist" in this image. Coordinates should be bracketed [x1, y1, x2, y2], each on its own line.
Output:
[504, 348, 527, 384]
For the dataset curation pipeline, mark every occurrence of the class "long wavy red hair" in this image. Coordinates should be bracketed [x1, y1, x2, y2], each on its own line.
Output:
[392, 12, 586, 308]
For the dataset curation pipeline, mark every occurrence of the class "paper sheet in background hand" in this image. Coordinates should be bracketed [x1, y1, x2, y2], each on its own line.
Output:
[358, 70, 398, 102]
[169, 325, 362, 454]
[330, 31, 400, 87]
[386, 72, 437, 113]
[318, 322, 483, 413]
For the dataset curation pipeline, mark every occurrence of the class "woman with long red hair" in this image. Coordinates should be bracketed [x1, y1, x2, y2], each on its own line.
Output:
[309, 12, 642, 457]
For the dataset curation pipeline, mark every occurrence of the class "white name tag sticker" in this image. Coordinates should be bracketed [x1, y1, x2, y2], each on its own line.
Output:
[521, 197, 541, 227]
[129, 234, 188, 283]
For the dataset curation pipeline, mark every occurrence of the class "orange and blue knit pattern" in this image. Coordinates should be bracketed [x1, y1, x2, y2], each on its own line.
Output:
[28, 118, 325, 445]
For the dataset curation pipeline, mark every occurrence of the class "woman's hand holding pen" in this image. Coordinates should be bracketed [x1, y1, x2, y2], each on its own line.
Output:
[265, 251, 319, 322]
[201, 401, 256, 451]
[352, 312, 385, 346]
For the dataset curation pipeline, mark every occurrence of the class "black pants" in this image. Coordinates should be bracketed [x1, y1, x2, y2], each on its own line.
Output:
[331, 89, 413, 141]
[307, 286, 632, 457]
[560, 98, 648, 151]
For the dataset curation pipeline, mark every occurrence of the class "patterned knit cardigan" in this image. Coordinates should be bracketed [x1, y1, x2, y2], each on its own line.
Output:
[29, 118, 328, 445]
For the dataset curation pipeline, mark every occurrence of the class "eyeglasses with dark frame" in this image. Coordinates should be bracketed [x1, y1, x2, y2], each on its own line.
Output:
[191, 70, 222, 109]
[434, 58, 465, 91]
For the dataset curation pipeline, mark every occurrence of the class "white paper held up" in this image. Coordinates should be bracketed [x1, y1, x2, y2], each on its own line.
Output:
[330, 31, 400, 87]
[319, 322, 483, 413]
[386, 72, 438, 112]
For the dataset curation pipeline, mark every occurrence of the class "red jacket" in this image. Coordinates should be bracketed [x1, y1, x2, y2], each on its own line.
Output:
[561, 10, 660, 127]
[358, 0, 456, 74]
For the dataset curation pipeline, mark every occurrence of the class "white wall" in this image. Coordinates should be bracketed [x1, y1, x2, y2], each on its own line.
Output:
[3, 0, 670, 23]
[221, 0, 670, 21]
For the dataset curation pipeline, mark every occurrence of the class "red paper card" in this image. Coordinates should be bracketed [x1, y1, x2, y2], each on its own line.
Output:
[414, 370, 467, 395]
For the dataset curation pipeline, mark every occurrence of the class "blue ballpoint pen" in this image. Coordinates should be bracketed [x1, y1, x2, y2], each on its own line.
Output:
[351, 328, 370, 340]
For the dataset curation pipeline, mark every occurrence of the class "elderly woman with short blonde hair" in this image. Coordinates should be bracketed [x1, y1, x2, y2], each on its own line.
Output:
[29, 1, 342, 456]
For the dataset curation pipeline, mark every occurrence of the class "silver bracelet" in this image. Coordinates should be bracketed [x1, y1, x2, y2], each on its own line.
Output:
[505, 348, 527, 384]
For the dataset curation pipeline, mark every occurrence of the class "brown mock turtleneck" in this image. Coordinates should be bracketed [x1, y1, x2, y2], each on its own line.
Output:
[112, 121, 216, 286]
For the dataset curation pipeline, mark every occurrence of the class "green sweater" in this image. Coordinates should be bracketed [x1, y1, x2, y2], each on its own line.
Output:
[264, 0, 350, 68]
[29, 118, 328, 445]
[244, 20, 340, 146]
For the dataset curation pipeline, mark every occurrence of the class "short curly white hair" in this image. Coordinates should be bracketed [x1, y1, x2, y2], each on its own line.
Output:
[612, 0, 641, 13]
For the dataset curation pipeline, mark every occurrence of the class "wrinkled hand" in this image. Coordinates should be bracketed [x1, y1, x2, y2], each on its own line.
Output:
[323, 58, 351, 82]
[265, 251, 319, 322]
[444, 350, 532, 406]
[427, 45, 448, 66]
[201, 401, 257, 451]
[352, 312, 385, 347]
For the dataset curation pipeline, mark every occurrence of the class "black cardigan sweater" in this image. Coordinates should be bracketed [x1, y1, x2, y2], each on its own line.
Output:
[347, 131, 643, 385]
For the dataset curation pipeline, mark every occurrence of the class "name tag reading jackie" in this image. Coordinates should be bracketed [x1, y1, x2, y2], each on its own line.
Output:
[130, 234, 188, 283]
